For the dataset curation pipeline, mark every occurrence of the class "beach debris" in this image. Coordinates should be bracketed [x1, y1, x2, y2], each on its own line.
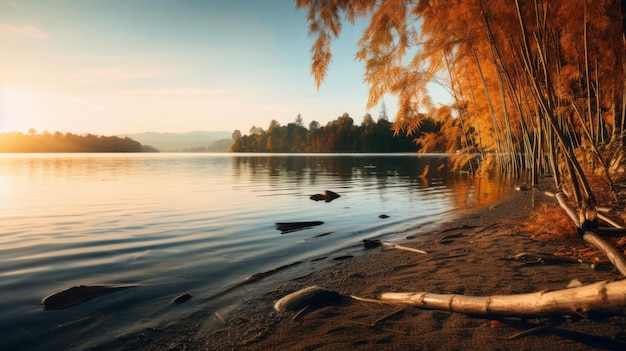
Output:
[363, 239, 427, 255]
[309, 190, 340, 202]
[378, 214, 390, 219]
[380, 278, 626, 317]
[41, 284, 138, 310]
[274, 286, 342, 312]
[214, 311, 227, 325]
[171, 293, 192, 304]
[275, 221, 323, 233]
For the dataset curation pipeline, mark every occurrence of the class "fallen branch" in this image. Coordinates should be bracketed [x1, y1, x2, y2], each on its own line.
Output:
[554, 191, 581, 227]
[363, 239, 427, 254]
[598, 213, 624, 229]
[582, 232, 626, 276]
[380, 279, 626, 317]
[547, 190, 626, 275]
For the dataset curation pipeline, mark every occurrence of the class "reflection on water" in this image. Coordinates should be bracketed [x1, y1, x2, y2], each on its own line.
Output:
[0, 153, 513, 350]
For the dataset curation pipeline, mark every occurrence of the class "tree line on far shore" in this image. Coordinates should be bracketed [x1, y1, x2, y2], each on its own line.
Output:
[229, 110, 445, 153]
[0, 130, 158, 152]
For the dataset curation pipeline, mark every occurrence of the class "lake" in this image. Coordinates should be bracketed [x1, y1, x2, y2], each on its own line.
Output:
[0, 153, 513, 350]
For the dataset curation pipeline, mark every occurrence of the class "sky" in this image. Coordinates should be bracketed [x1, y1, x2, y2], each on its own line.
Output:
[0, 0, 451, 135]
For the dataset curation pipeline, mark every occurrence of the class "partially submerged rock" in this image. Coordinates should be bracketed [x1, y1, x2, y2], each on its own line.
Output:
[275, 221, 323, 233]
[309, 190, 340, 202]
[41, 284, 138, 310]
[172, 293, 192, 304]
[274, 286, 342, 312]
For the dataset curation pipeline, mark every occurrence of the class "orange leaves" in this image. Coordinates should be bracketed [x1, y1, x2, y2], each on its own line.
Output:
[296, 0, 625, 204]
[311, 33, 332, 89]
[520, 203, 578, 242]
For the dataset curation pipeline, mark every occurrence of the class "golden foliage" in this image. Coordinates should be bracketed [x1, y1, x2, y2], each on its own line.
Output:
[519, 203, 578, 242]
[296, 0, 625, 221]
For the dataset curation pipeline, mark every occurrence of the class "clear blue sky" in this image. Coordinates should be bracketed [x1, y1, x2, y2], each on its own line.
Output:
[0, 0, 450, 135]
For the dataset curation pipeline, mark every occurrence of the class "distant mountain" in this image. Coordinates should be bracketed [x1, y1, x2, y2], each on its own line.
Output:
[117, 131, 232, 152]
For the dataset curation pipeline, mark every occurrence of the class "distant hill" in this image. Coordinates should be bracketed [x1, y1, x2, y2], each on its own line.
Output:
[117, 131, 232, 152]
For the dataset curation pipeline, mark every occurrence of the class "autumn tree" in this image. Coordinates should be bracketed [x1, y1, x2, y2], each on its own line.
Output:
[293, 0, 626, 321]
[296, 0, 625, 233]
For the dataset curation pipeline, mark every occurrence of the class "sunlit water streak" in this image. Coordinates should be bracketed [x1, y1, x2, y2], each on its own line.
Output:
[0, 153, 513, 350]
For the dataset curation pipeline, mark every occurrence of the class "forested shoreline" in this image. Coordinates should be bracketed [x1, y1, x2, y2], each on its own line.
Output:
[230, 112, 444, 153]
[0, 131, 158, 152]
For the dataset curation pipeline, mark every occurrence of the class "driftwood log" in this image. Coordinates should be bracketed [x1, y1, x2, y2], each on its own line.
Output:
[377, 190, 626, 317]
[380, 279, 626, 317]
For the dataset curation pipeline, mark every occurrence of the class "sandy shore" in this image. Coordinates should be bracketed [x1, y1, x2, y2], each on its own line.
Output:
[99, 183, 626, 351]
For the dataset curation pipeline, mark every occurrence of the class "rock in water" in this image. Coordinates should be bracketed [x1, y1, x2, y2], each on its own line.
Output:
[41, 284, 138, 310]
[309, 190, 340, 202]
[274, 286, 342, 312]
[172, 293, 192, 304]
[275, 221, 323, 233]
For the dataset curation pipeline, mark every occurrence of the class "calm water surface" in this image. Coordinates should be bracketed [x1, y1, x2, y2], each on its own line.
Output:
[0, 153, 513, 350]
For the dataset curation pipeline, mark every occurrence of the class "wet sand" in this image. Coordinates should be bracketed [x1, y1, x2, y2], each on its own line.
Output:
[98, 183, 626, 351]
